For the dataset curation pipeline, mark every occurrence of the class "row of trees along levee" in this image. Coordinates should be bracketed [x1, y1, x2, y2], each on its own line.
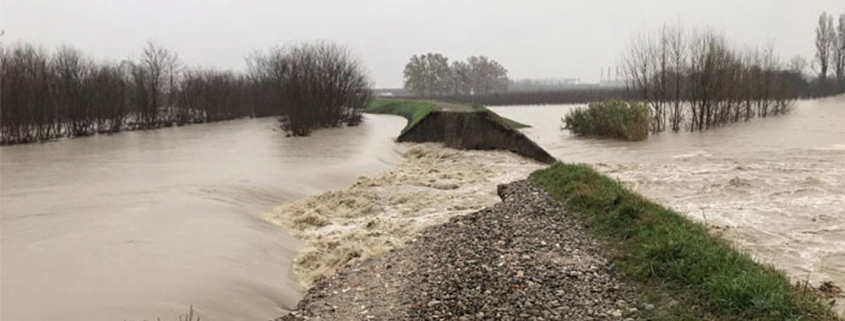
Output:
[403, 53, 509, 97]
[0, 41, 371, 145]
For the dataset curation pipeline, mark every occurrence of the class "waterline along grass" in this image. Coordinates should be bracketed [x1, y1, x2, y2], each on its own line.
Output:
[365, 98, 441, 133]
[365, 98, 529, 132]
[563, 100, 651, 141]
[531, 163, 839, 321]
[470, 104, 530, 129]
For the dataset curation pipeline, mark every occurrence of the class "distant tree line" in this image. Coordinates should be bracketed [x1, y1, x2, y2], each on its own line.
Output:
[403, 53, 508, 97]
[507, 78, 585, 92]
[430, 87, 630, 106]
[623, 17, 845, 134]
[1, 41, 370, 145]
[403, 13, 845, 115]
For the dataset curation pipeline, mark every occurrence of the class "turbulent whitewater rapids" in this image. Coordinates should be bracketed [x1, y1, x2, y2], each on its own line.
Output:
[492, 96, 845, 314]
[267, 143, 543, 287]
[594, 146, 845, 313]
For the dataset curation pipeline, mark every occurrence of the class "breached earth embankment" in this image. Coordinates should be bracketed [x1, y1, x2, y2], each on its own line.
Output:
[266, 143, 542, 288]
[276, 180, 640, 320]
[265, 99, 841, 320]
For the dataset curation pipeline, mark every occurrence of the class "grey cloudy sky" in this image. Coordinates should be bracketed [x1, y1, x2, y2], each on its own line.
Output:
[2, 0, 842, 88]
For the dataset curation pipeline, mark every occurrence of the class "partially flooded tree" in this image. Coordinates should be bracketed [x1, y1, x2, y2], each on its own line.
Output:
[624, 33, 653, 106]
[138, 41, 179, 127]
[4, 40, 378, 145]
[52, 46, 91, 137]
[88, 63, 129, 133]
[178, 69, 248, 123]
[281, 43, 371, 135]
[666, 23, 686, 131]
[245, 47, 291, 117]
[623, 23, 800, 134]
[1, 43, 54, 143]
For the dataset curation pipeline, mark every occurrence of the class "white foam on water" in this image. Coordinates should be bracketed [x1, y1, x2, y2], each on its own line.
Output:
[266, 143, 543, 288]
[597, 149, 845, 313]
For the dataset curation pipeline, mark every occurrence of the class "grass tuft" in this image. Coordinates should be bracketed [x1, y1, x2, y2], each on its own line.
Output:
[531, 163, 838, 320]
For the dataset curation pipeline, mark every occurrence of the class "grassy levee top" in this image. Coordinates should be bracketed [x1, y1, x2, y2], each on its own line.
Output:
[366, 99, 442, 133]
[365, 98, 528, 134]
[532, 163, 840, 321]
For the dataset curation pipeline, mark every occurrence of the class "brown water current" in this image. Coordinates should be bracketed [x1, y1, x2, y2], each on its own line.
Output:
[3, 96, 842, 320]
[0, 115, 405, 321]
[267, 143, 542, 288]
[491, 95, 845, 314]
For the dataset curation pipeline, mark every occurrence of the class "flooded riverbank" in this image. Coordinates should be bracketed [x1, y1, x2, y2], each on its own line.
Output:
[0, 115, 405, 321]
[491, 95, 845, 314]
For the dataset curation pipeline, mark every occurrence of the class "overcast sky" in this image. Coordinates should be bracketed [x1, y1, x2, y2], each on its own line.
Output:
[2, 0, 842, 88]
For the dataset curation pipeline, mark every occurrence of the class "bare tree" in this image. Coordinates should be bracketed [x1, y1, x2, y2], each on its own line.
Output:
[666, 23, 686, 131]
[623, 23, 800, 133]
[835, 14, 845, 84]
[815, 12, 835, 82]
[52, 45, 93, 136]
[788, 55, 808, 76]
[624, 33, 654, 106]
[139, 41, 178, 127]
[284, 42, 371, 134]
[5, 40, 366, 145]
[1, 43, 53, 143]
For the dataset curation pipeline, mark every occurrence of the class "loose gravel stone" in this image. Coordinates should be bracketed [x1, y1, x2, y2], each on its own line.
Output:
[276, 180, 638, 320]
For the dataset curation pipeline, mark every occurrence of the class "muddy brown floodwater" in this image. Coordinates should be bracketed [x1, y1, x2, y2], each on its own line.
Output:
[268, 143, 542, 288]
[3, 96, 843, 320]
[0, 115, 405, 321]
[491, 94, 845, 314]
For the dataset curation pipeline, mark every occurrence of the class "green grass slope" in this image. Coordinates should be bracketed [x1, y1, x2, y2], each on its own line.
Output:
[531, 163, 838, 321]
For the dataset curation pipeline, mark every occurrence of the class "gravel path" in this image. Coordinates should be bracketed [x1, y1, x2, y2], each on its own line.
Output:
[276, 180, 640, 320]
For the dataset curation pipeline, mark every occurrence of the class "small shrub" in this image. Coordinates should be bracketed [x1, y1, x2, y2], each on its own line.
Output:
[562, 100, 651, 141]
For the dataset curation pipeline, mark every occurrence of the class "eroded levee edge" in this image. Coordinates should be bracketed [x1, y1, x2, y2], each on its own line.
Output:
[397, 110, 555, 164]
